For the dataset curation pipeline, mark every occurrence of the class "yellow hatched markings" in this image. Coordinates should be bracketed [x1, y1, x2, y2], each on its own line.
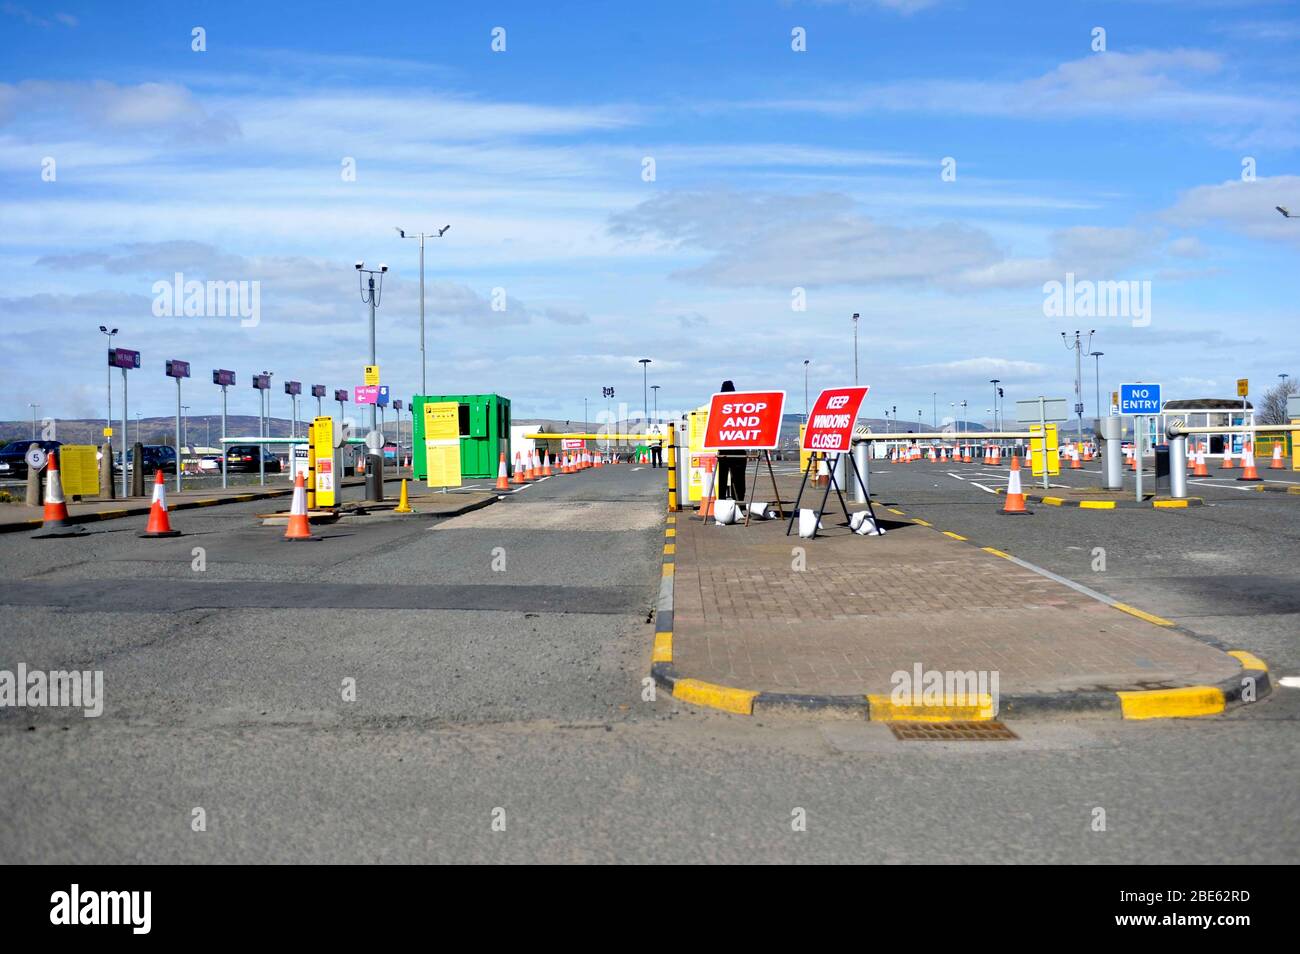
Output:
[665, 527, 676, 537]
[981, 546, 1013, 560]
[911, 518, 932, 527]
[942, 530, 967, 541]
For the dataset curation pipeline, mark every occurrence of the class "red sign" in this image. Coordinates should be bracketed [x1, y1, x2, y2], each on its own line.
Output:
[801, 386, 869, 453]
[703, 390, 785, 450]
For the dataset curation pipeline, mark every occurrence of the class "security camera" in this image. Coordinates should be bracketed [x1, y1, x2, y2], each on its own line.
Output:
[396, 227, 405, 237]
[355, 261, 364, 270]
[379, 263, 388, 273]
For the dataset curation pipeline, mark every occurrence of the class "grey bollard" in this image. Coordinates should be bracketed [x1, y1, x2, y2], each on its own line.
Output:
[25, 446, 43, 508]
[833, 451, 846, 491]
[852, 441, 870, 503]
[131, 441, 145, 497]
[1095, 417, 1124, 491]
[100, 442, 115, 499]
[365, 453, 385, 502]
[1168, 435, 1188, 498]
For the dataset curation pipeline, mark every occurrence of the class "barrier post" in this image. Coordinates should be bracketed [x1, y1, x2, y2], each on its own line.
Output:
[1168, 432, 1188, 499]
[666, 423, 679, 512]
[852, 439, 870, 503]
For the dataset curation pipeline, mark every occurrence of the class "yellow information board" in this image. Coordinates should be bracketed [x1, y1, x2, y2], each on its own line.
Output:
[311, 416, 336, 507]
[1029, 423, 1060, 477]
[423, 401, 462, 489]
[365, 365, 380, 386]
[1236, 378, 1249, 397]
[59, 445, 100, 497]
[686, 405, 713, 504]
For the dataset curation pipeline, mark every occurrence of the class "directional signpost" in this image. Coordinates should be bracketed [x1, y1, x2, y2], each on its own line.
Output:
[1016, 397, 1068, 489]
[1119, 383, 1163, 502]
[109, 348, 140, 496]
[166, 359, 191, 492]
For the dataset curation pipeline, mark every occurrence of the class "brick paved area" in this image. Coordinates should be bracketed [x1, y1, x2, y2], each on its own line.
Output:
[671, 491, 1240, 697]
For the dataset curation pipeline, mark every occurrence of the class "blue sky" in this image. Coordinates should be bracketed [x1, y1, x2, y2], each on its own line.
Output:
[1, 0, 1298, 427]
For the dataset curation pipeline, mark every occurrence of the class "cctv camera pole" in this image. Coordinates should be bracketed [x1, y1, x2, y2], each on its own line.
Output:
[358, 264, 386, 501]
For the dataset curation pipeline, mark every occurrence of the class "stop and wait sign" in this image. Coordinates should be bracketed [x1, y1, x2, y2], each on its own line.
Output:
[801, 386, 869, 453]
[703, 391, 786, 450]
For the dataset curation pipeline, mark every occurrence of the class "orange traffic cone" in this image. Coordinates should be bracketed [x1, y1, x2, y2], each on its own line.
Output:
[962, 445, 972, 464]
[594, 450, 604, 468]
[542, 451, 552, 477]
[31, 451, 87, 538]
[1192, 442, 1208, 477]
[511, 452, 526, 485]
[283, 472, 315, 541]
[699, 460, 716, 520]
[140, 469, 181, 537]
[1237, 442, 1262, 482]
[991, 445, 1001, 467]
[525, 450, 536, 481]
[1069, 444, 1082, 469]
[983, 445, 993, 465]
[495, 452, 510, 490]
[1001, 455, 1031, 515]
[1221, 442, 1235, 469]
[1270, 443, 1285, 470]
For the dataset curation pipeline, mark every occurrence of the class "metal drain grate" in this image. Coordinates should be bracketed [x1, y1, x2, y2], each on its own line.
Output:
[889, 721, 1018, 741]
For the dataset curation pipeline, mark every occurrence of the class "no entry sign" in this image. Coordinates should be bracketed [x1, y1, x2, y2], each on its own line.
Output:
[802, 386, 869, 453]
[703, 390, 785, 450]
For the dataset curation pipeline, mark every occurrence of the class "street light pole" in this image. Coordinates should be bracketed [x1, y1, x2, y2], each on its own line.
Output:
[639, 358, 651, 422]
[852, 313, 860, 386]
[1062, 329, 1094, 440]
[1091, 351, 1105, 419]
[803, 360, 810, 422]
[989, 379, 1000, 431]
[396, 225, 449, 397]
[98, 326, 117, 443]
[651, 384, 660, 423]
[357, 261, 388, 442]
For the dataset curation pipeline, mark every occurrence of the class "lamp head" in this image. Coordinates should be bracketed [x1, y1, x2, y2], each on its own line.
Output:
[355, 261, 364, 270]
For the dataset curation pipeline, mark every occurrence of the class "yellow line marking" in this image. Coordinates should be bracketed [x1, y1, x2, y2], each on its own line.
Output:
[1227, 650, 1268, 672]
[867, 694, 995, 722]
[942, 530, 967, 541]
[1112, 602, 1175, 626]
[911, 518, 932, 526]
[664, 528, 676, 537]
[673, 679, 757, 715]
[1042, 496, 1064, 506]
[652, 631, 673, 663]
[666, 516, 676, 524]
[1079, 500, 1115, 509]
[887, 507, 905, 515]
[661, 563, 675, 577]
[1153, 499, 1188, 508]
[195, 499, 219, 506]
[1118, 686, 1225, 720]
[981, 546, 1013, 559]
[663, 543, 676, 555]
[97, 509, 128, 517]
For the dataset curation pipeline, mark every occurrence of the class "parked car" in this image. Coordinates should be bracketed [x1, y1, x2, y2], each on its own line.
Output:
[112, 445, 178, 475]
[197, 455, 223, 473]
[0, 440, 62, 480]
[225, 445, 283, 473]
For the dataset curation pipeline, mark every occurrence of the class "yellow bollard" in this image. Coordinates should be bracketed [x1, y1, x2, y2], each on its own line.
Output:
[394, 479, 413, 514]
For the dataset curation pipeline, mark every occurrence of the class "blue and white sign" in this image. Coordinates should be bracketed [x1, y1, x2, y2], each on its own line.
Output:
[1119, 383, 1162, 415]
[375, 385, 391, 407]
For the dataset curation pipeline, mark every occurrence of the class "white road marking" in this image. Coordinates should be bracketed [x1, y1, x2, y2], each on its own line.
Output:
[970, 482, 999, 495]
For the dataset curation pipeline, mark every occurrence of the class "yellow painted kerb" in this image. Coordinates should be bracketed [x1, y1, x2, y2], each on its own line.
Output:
[982, 546, 1013, 559]
[1118, 685, 1225, 720]
[1113, 602, 1174, 626]
[1228, 650, 1268, 672]
[1079, 500, 1115, 510]
[652, 631, 673, 663]
[867, 694, 996, 722]
[661, 562, 675, 577]
[942, 530, 967, 541]
[673, 679, 757, 715]
[665, 527, 676, 537]
[663, 543, 676, 555]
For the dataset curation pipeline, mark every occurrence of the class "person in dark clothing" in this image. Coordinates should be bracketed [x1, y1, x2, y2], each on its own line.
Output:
[650, 436, 663, 468]
[716, 380, 747, 501]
